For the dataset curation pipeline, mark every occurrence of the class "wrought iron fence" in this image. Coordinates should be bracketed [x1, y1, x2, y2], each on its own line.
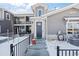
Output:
[57, 46, 79, 56]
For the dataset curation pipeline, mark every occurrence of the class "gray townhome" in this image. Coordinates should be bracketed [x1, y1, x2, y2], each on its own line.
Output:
[0, 8, 14, 35]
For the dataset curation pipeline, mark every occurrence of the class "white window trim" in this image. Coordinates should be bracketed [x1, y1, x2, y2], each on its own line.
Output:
[6, 13, 10, 20]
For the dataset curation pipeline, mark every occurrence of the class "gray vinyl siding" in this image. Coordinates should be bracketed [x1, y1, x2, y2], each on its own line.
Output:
[47, 8, 79, 35]
[0, 10, 14, 33]
[0, 20, 12, 33]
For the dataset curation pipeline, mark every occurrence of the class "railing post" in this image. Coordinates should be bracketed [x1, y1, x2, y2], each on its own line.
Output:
[29, 34, 30, 45]
[10, 44, 14, 56]
[57, 46, 60, 56]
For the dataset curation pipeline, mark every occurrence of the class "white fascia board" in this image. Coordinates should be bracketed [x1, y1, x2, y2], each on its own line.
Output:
[65, 17, 79, 20]
[30, 16, 47, 20]
[14, 14, 34, 17]
[14, 24, 31, 26]
[42, 4, 78, 17]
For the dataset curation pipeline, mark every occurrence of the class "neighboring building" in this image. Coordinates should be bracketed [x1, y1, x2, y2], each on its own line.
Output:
[0, 8, 14, 34]
[13, 13, 34, 34]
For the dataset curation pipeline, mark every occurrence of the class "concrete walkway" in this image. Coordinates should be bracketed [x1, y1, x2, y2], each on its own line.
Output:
[26, 39, 49, 56]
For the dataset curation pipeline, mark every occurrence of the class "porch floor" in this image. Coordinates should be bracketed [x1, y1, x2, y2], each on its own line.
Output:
[26, 39, 49, 56]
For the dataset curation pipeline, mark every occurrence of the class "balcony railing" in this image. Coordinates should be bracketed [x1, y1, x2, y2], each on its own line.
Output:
[14, 21, 33, 24]
[57, 46, 79, 56]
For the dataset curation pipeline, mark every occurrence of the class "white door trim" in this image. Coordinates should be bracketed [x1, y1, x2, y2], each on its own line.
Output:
[34, 18, 46, 39]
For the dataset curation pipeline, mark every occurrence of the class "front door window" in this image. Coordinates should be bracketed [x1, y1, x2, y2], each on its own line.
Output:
[36, 22, 42, 39]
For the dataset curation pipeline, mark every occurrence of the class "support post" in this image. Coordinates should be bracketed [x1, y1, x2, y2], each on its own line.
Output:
[29, 34, 30, 45]
[57, 46, 59, 56]
[10, 44, 14, 56]
[7, 29, 9, 42]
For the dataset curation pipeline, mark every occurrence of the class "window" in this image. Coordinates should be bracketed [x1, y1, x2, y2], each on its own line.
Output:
[37, 9, 44, 16]
[26, 26, 31, 34]
[26, 16, 29, 21]
[67, 23, 73, 34]
[6, 13, 10, 20]
[15, 17, 19, 24]
[68, 23, 72, 29]
[67, 22, 79, 35]
[39, 10, 42, 16]
[19, 26, 26, 33]
[0, 25, 1, 33]
[20, 17, 26, 24]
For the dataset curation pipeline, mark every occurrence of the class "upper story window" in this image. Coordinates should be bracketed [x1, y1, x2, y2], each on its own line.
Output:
[26, 16, 29, 22]
[37, 9, 44, 16]
[39, 10, 42, 16]
[6, 13, 10, 20]
[19, 17, 25, 24]
[15, 17, 19, 24]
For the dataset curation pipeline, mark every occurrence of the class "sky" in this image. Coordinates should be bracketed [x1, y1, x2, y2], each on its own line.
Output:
[0, 0, 78, 14]
[0, 3, 72, 14]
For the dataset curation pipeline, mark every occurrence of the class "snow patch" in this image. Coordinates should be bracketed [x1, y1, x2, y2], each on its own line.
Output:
[0, 36, 9, 40]
[46, 40, 79, 56]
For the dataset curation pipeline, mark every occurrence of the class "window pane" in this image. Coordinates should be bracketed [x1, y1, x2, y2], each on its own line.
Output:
[26, 16, 29, 21]
[7, 14, 9, 19]
[39, 10, 41, 16]
[37, 9, 44, 16]
[6, 13, 10, 20]
[68, 23, 72, 29]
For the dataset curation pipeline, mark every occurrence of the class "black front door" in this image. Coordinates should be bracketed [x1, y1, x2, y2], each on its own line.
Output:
[36, 22, 42, 39]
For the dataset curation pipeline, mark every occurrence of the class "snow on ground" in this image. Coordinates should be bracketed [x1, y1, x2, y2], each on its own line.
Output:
[0, 35, 29, 56]
[9, 35, 29, 45]
[0, 36, 9, 40]
[46, 40, 79, 56]
[1, 36, 79, 56]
